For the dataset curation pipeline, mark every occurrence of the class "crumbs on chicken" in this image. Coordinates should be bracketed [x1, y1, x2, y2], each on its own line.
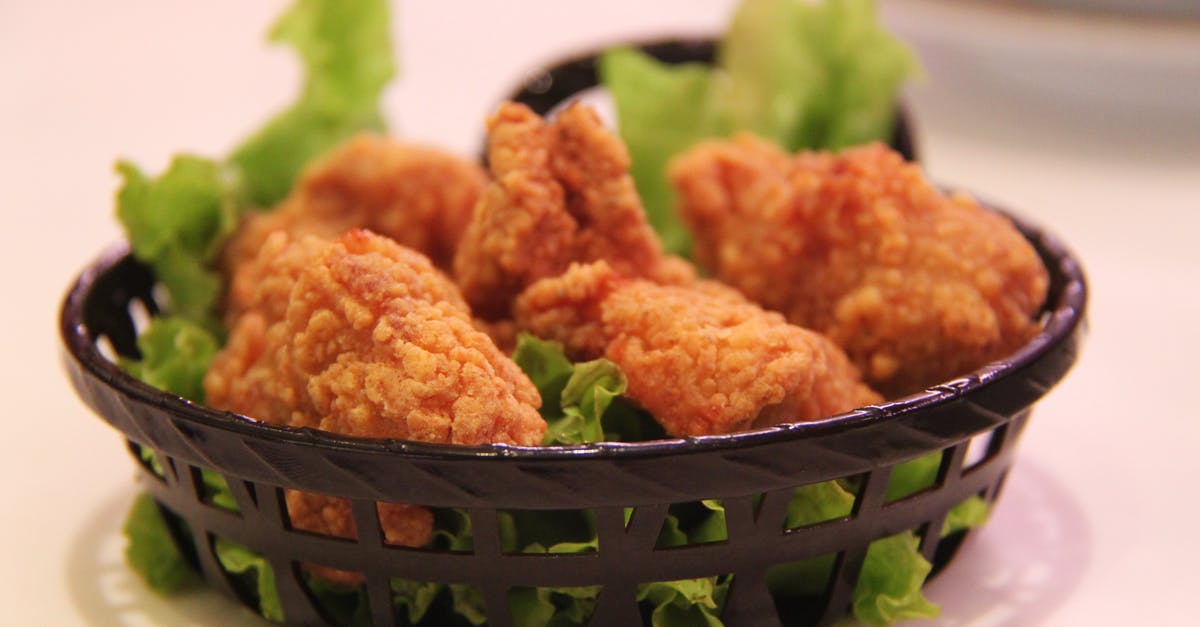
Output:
[453, 102, 694, 321]
[222, 134, 484, 320]
[205, 229, 544, 582]
[515, 261, 880, 437]
[670, 138, 1049, 397]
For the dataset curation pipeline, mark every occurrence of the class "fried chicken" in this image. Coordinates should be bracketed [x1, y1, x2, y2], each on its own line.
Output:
[670, 138, 1049, 397]
[223, 134, 484, 321]
[453, 102, 693, 321]
[205, 230, 544, 582]
[515, 261, 880, 437]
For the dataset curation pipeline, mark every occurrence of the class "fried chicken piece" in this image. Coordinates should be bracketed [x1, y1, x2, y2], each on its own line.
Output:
[205, 230, 544, 582]
[209, 228, 543, 441]
[670, 138, 1049, 397]
[223, 135, 484, 321]
[453, 102, 694, 320]
[515, 262, 880, 437]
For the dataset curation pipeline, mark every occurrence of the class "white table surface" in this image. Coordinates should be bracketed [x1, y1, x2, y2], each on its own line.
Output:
[2, 1, 1198, 625]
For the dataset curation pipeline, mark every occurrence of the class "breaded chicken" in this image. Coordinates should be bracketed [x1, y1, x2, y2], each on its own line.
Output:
[515, 262, 880, 437]
[222, 135, 484, 321]
[208, 228, 543, 441]
[453, 102, 694, 320]
[205, 230, 544, 581]
[670, 138, 1049, 397]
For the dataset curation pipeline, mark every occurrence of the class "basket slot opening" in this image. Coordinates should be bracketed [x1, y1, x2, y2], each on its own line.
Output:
[384, 577, 488, 627]
[295, 564, 373, 627]
[654, 499, 728, 549]
[188, 465, 240, 513]
[497, 508, 599, 554]
[781, 475, 867, 533]
[127, 298, 152, 336]
[206, 535, 285, 620]
[414, 507, 475, 554]
[95, 334, 119, 364]
[636, 574, 732, 626]
[963, 425, 1006, 472]
[884, 450, 949, 504]
[281, 491, 368, 545]
[508, 584, 602, 626]
[128, 442, 167, 482]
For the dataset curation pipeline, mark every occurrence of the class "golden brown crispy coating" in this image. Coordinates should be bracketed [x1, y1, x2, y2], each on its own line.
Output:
[208, 229, 543, 441]
[670, 138, 1049, 397]
[223, 134, 484, 317]
[223, 231, 329, 330]
[515, 262, 880, 437]
[205, 230, 544, 582]
[453, 102, 693, 320]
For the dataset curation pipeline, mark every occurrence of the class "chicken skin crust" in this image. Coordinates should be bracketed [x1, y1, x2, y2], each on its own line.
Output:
[670, 138, 1049, 397]
[204, 230, 544, 581]
[515, 261, 880, 437]
[223, 134, 485, 321]
[453, 102, 694, 321]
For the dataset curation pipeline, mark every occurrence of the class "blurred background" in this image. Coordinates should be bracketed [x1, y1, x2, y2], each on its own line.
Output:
[1, 0, 1197, 624]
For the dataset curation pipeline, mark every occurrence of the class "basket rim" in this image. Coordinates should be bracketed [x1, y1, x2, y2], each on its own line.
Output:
[59, 200, 1087, 464]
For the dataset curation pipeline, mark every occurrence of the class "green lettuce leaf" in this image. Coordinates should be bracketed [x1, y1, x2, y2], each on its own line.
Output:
[720, 0, 918, 150]
[215, 539, 284, 623]
[511, 334, 638, 445]
[120, 315, 221, 402]
[657, 500, 728, 548]
[767, 479, 940, 625]
[887, 452, 992, 538]
[511, 334, 575, 420]
[600, 0, 918, 256]
[390, 577, 443, 626]
[304, 576, 371, 626]
[638, 577, 730, 627]
[200, 469, 240, 512]
[886, 451, 942, 501]
[114, 157, 240, 330]
[122, 493, 198, 594]
[853, 533, 939, 625]
[230, 0, 395, 208]
[943, 495, 990, 537]
[447, 584, 488, 626]
[599, 48, 729, 255]
[508, 585, 602, 627]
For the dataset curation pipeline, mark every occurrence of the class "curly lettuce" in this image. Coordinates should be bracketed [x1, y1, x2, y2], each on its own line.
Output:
[601, 0, 919, 256]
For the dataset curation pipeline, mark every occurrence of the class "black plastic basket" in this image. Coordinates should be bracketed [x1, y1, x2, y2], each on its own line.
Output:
[59, 40, 1085, 627]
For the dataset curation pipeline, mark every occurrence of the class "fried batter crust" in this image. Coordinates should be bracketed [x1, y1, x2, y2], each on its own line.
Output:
[223, 134, 485, 321]
[453, 102, 693, 321]
[515, 262, 879, 436]
[671, 138, 1048, 396]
